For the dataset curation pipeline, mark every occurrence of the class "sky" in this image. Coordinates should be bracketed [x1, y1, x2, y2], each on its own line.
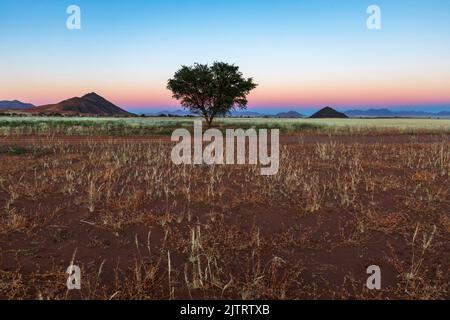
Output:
[1, 0, 450, 113]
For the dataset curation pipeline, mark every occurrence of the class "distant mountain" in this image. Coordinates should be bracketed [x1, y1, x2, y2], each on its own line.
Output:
[345, 108, 450, 118]
[229, 110, 265, 117]
[144, 109, 266, 117]
[30, 93, 133, 116]
[310, 107, 348, 119]
[0, 100, 34, 110]
[144, 109, 194, 116]
[345, 108, 393, 117]
[144, 109, 307, 118]
[274, 111, 305, 118]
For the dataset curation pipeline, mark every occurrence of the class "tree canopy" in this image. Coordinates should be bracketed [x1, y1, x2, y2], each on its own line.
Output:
[167, 62, 257, 126]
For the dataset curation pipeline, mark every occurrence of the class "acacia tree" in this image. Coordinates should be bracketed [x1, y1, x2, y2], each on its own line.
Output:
[167, 62, 257, 126]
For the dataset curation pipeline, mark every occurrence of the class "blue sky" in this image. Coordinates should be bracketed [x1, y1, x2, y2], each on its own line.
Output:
[1, 0, 450, 113]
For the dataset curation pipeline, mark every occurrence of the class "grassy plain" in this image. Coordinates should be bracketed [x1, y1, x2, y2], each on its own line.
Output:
[0, 116, 449, 136]
[0, 117, 449, 299]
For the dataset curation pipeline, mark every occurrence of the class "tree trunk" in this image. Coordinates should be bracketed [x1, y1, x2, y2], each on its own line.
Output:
[206, 116, 214, 127]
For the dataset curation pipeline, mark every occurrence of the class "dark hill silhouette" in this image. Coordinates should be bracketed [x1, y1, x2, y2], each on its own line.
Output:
[275, 111, 305, 118]
[345, 108, 450, 118]
[310, 107, 348, 119]
[0, 100, 34, 110]
[30, 93, 133, 116]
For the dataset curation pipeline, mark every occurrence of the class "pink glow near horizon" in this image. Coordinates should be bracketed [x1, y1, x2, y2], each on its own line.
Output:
[4, 78, 450, 110]
[2, 1, 450, 111]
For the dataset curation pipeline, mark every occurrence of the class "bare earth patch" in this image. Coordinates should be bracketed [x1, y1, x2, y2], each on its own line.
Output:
[0, 133, 449, 299]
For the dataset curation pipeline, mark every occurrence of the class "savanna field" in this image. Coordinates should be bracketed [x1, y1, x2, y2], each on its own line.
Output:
[0, 117, 449, 299]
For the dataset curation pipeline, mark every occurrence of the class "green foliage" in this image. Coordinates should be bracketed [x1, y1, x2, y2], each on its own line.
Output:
[167, 62, 257, 126]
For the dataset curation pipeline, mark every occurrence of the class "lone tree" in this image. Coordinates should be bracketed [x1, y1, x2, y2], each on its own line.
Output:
[167, 62, 257, 126]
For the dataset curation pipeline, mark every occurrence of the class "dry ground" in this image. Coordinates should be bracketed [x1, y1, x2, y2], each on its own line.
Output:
[0, 133, 449, 299]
